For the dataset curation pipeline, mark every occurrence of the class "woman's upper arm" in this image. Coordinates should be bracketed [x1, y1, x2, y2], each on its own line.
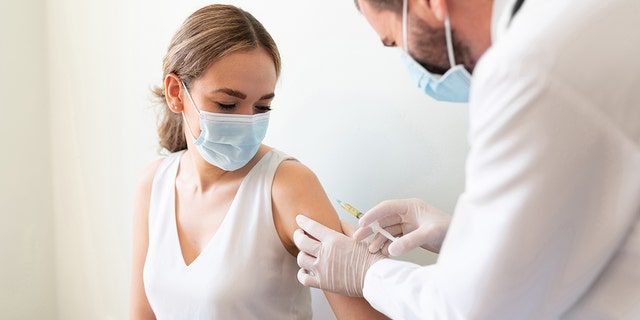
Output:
[130, 158, 162, 320]
[272, 160, 342, 254]
[272, 160, 389, 320]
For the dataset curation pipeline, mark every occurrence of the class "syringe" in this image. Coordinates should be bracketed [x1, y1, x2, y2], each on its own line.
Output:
[337, 199, 397, 242]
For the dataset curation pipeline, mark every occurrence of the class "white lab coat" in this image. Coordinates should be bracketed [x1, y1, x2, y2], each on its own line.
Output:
[363, 0, 640, 318]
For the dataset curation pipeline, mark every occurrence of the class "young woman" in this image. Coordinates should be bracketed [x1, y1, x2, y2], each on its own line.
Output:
[129, 4, 387, 319]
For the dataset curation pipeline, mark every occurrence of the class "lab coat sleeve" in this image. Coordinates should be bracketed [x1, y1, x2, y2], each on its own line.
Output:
[364, 259, 457, 319]
[363, 46, 640, 319]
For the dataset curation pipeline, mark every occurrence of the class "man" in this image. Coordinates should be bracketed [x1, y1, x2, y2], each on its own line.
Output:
[294, 0, 640, 318]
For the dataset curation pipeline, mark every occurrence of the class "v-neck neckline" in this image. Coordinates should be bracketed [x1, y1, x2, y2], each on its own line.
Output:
[170, 149, 274, 268]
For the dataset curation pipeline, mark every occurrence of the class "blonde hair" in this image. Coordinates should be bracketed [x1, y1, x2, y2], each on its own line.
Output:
[153, 4, 281, 152]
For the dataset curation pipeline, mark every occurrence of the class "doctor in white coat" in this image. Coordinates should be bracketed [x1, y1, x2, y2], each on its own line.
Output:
[293, 0, 640, 318]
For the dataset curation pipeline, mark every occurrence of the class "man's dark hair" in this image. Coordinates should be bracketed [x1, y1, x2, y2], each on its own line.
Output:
[354, 0, 403, 13]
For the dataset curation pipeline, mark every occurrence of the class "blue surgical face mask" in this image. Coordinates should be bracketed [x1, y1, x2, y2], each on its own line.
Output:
[401, 0, 471, 103]
[181, 81, 269, 171]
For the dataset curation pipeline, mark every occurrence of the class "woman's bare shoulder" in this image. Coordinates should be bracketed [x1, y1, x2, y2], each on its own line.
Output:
[272, 158, 341, 232]
[273, 158, 317, 186]
[136, 156, 166, 191]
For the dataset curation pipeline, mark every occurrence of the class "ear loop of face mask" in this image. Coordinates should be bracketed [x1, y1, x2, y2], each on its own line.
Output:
[402, 0, 457, 70]
[180, 80, 200, 142]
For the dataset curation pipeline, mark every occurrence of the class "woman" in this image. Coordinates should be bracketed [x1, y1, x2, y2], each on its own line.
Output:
[129, 4, 387, 319]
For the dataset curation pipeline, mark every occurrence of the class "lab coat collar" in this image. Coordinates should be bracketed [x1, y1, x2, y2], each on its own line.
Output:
[491, 0, 519, 42]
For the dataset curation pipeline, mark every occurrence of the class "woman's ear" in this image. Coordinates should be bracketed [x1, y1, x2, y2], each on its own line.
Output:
[165, 73, 184, 114]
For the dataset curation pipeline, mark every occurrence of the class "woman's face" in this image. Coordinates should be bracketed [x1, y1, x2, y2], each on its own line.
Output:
[183, 47, 277, 117]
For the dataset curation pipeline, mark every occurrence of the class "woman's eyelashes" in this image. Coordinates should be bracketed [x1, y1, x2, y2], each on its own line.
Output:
[215, 102, 271, 113]
[217, 103, 236, 110]
[255, 105, 272, 112]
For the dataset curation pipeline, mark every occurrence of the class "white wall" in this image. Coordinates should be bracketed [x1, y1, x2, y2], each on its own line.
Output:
[0, 0, 57, 318]
[4, 0, 468, 319]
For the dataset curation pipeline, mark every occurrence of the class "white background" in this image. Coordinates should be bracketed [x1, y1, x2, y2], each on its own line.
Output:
[0, 0, 468, 319]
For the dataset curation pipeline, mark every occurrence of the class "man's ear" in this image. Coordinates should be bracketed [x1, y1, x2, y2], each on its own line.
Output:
[420, 0, 448, 22]
[165, 73, 184, 114]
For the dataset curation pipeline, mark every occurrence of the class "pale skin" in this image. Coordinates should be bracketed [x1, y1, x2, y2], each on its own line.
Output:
[129, 47, 388, 319]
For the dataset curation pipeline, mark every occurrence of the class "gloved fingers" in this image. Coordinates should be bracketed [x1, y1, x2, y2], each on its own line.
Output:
[353, 215, 402, 242]
[368, 235, 387, 253]
[297, 268, 320, 289]
[368, 224, 403, 253]
[296, 251, 318, 270]
[296, 214, 341, 242]
[387, 228, 429, 256]
[359, 199, 410, 227]
[353, 225, 374, 242]
[367, 236, 392, 256]
[293, 228, 321, 257]
[375, 214, 404, 229]
[380, 240, 391, 256]
[368, 230, 388, 253]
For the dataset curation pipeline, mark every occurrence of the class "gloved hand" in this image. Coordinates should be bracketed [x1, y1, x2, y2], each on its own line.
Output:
[353, 198, 451, 256]
[294, 215, 386, 297]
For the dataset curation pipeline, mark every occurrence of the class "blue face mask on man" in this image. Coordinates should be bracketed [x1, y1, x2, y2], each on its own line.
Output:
[181, 81, 269, 171]
[400, 0, 471, 103]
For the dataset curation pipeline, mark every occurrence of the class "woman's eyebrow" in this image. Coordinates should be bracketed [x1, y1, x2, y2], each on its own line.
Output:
[211, 88, 275, 101]
[212, 88, 246, 99]
[260, 93, 275, 100]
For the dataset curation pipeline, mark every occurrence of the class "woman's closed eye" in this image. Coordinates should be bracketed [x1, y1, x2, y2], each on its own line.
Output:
[217, 103, 236, 110]
[255, 105, 272, 112]
[214, 102, 271, 113]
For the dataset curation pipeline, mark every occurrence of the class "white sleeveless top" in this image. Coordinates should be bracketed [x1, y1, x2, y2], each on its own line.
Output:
[143, 149, 312, 319]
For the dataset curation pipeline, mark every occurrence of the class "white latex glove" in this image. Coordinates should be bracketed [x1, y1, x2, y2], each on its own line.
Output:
[353, 198, 451, 256]
[294, 215, 386, 297]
